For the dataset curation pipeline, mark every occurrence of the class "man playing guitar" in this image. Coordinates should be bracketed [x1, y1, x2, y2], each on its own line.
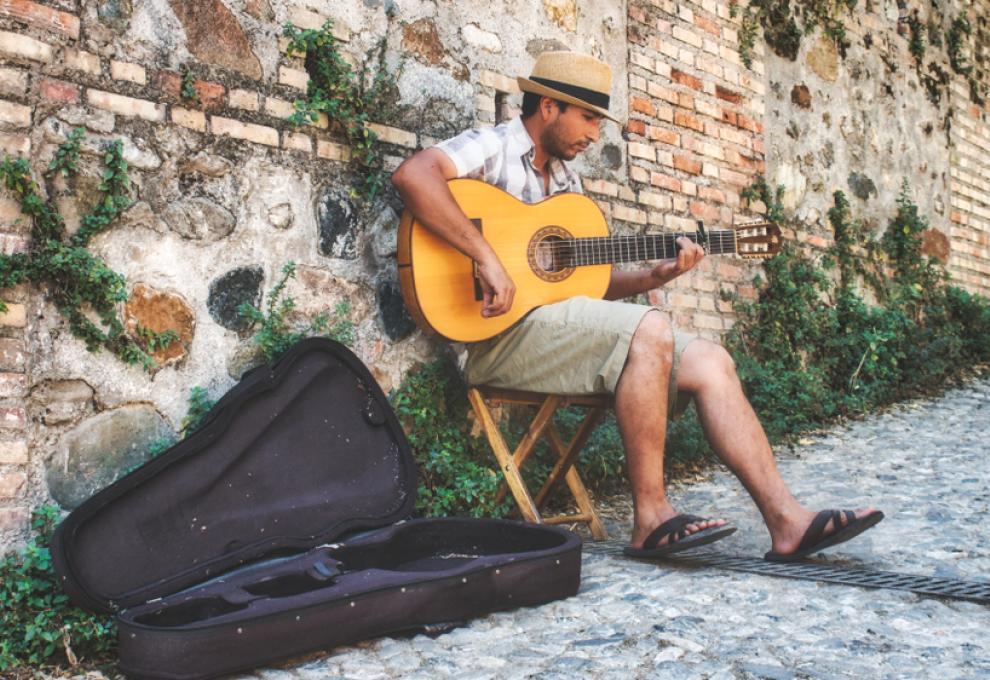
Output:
[392, 51, 882, 560]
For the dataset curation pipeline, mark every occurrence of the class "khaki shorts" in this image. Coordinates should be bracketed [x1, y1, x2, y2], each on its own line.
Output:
[464, 296, 695, 417]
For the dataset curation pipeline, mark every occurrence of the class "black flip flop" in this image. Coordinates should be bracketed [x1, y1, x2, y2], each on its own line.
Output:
[623, 513, 737, 558]
[764, 509, 885, 562]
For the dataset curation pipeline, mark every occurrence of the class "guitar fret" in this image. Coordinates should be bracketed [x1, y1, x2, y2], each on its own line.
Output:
[568, 229, 741, 266]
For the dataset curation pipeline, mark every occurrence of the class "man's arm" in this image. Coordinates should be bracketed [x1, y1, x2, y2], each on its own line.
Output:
[391, 148, 515, 317]
[603, 236, 706, 300]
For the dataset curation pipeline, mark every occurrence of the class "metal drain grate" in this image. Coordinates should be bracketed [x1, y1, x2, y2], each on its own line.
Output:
[585, 541, 990, 605]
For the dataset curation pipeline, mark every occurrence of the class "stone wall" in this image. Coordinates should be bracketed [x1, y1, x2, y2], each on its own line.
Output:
[0, 0, 987, 549]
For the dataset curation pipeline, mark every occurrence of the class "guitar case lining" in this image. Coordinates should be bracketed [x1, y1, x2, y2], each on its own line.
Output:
[50, 338, 581, 680]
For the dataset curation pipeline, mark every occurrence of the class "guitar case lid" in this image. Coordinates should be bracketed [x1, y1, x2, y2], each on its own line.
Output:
[51, 338, 418, 615]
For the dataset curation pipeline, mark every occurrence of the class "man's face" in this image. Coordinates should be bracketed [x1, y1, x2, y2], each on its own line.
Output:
[541, 103, 603, 160]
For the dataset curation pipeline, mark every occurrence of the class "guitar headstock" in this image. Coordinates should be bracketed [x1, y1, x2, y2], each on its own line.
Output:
[734, 221, 782, 259]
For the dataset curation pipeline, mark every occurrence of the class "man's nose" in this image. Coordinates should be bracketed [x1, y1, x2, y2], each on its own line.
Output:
[587, 124, 600, 142]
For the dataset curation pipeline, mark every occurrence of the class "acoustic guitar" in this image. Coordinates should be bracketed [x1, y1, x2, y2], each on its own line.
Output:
[397, 179, 781, 342]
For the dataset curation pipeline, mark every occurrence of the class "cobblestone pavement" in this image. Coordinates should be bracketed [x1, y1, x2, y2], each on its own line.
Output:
[236, 379, 989, 679]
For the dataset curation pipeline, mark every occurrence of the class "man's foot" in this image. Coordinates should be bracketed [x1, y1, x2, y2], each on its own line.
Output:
[624, 513, 736, 558]
[765, 508, 884, 562]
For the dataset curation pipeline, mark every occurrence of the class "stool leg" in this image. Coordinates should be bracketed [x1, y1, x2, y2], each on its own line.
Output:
[468, 388, 542, 524]
[493, 395, 561, 504]
[545, 420, 609, 540]
[534, 408, 605, 508]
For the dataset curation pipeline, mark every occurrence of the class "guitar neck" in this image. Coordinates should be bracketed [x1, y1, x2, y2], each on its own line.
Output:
[568, 230, 737, 266]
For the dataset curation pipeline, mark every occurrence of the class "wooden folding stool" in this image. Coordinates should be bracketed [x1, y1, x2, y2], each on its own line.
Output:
[467, 386, 610, 540]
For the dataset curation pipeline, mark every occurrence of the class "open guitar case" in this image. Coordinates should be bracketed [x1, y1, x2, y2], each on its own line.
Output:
[50, 337, 582, 680]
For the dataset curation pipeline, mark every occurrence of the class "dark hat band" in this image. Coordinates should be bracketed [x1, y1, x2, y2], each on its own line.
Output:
[530, 76, 610, 110]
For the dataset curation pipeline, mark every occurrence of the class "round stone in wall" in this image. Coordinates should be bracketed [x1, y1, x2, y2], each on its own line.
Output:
[124, 283, 196, 366]
[600, 144, 623, 170]
[317, 188, 358, 259]
[164, 197, 236, 241]
[268, 203, 294, 230]
[377, 279, 415, 341]
[97, 0, 132, 31]
[208, 266, 264, 331]
[47, 405, 175, 510]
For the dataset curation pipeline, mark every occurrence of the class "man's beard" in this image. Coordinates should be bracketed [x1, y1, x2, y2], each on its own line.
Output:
[541, 121, 578, 161]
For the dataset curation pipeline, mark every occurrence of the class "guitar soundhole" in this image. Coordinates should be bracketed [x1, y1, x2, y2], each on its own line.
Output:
[528, 226, 575, 282]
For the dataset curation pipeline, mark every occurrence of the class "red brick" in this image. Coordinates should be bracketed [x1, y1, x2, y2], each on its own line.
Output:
[648, 82, 680, 104]
[0, 338, 25, 371]
[0, 406, 26, 430]
[670, 68, 703, 91]
[694, 14, 720, 36]
[154, 71, 226, 111]
[648, 126, 680, 145]
[673, 155, 702, 175]
[0, 507, 27, 534]
[690, 201, 720, 221]
[0, 471, 25, 497]
[650, 172, 682, 193]
[626, 119, 646, 136]
[0, 372, 26, 398]
[721, 168, 751, 187]
[630, 95, 654, 115]
[674, 111, 704, 132]
[715, 85, 743, 104]
[699, 186, 726, 203]
[677, 92, 694, 110]
[752, 138, 765, 155]
[736, 113, 760, 133]
[38, 77, 79, 103]
[721, 108, 737, 126]
[0, 0, 79, 39]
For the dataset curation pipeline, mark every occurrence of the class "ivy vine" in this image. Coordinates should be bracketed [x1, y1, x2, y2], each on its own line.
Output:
[0, 130, 177, 370]
[283, 20, 402, 202]
[730, 0, 857, 68]
[180, 69, 199, 103]
[946, 15, 985, 105]
[238, 261, 355, 362]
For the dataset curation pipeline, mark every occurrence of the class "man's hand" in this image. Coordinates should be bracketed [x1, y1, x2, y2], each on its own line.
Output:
[650, 236, 705, 284]
[476, 257, 515, 317]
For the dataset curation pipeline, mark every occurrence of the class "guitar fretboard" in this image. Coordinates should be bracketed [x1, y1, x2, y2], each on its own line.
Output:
[567, 230, 736, 267]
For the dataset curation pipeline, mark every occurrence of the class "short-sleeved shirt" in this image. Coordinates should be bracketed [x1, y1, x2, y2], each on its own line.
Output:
[434, 116, 582, 204]
[433, 117, 695, 408]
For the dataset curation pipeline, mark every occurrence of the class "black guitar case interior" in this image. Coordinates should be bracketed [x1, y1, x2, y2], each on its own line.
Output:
[50, 338, 582, 680]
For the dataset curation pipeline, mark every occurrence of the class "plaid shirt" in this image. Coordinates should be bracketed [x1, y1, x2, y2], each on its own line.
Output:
[434, 116, 583, 204]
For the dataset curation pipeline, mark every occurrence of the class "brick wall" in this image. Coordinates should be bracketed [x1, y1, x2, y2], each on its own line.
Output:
[615, 0, 767, 336]
[948, 4, 990, 297]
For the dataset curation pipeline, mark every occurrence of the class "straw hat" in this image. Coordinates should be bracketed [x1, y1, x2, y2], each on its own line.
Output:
[517, 51, 620, 123]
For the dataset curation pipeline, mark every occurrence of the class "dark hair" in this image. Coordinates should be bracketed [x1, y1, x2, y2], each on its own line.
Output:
[521, 92, 570, 118]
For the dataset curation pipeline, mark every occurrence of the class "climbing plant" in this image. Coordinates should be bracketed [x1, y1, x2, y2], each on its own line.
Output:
[283, 19, 402, 202]
[726, 177, 990, 439]
[730, 0, 857, 68]
[238, 261, 355, 362]
[0, 129, 177, 370]
[946, 15, 985, 105]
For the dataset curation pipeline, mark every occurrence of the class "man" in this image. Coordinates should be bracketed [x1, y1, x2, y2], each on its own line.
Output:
[392, 51, 883, 561]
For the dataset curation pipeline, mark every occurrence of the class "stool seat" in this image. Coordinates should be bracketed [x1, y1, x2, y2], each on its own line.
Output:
[468, 385, 611, 540]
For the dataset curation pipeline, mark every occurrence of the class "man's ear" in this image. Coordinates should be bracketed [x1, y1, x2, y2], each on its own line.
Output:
[539, 96, 559, 122]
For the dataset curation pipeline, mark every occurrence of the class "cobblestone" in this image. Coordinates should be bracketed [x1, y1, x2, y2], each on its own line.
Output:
[233, 379, 990, 677]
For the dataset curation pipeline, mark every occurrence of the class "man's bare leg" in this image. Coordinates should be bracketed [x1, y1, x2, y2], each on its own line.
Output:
[676, 338, 877, 555]
[615, 312, 727, 548]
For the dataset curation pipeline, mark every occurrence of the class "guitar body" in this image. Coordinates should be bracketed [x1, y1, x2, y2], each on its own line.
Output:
[398, 179, 612, 342]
